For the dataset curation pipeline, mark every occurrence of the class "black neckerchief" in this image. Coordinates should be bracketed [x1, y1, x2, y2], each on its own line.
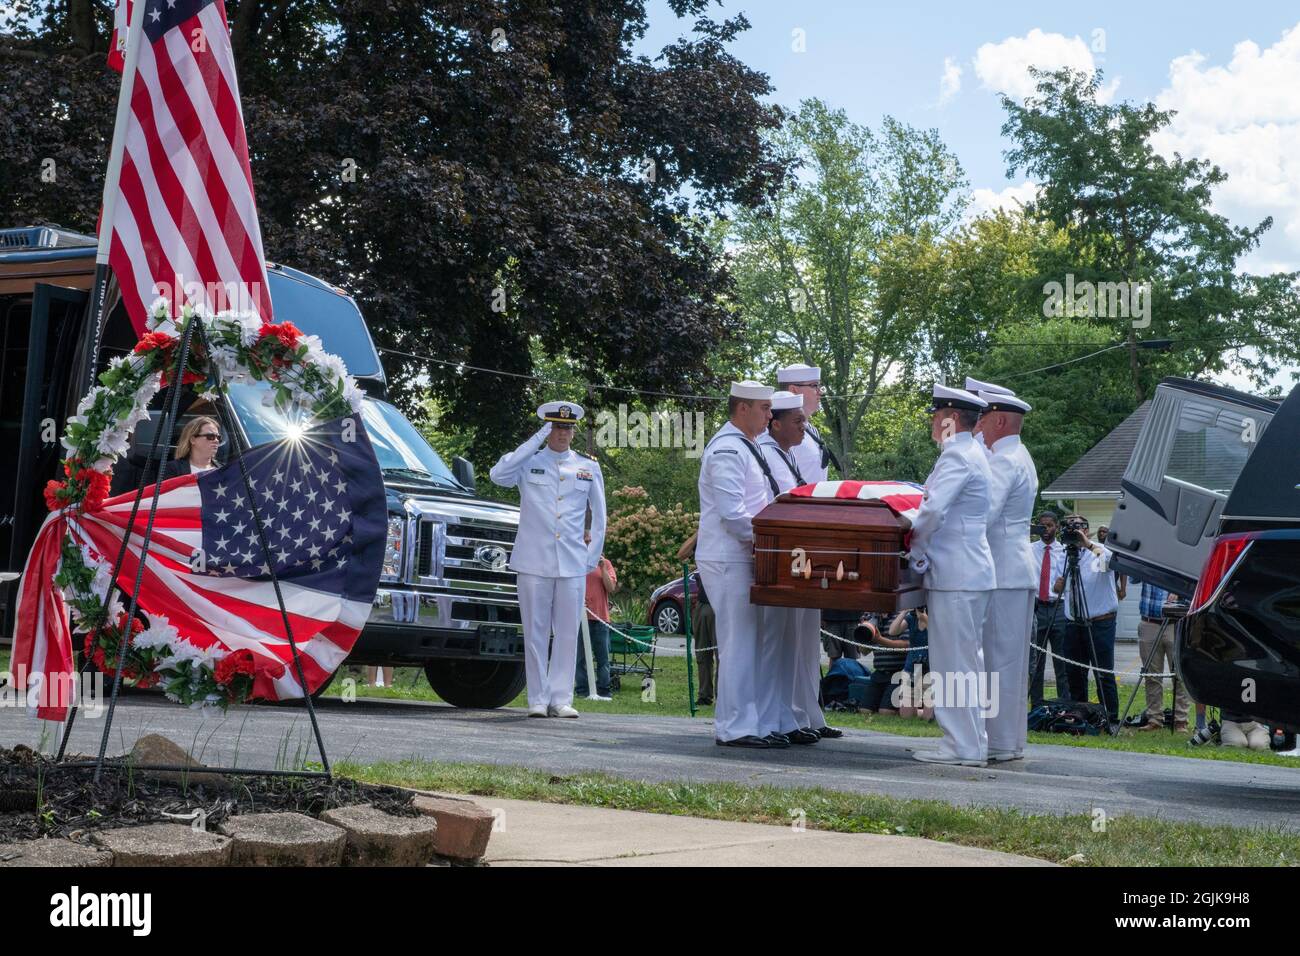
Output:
[804, 425, 842, 474]
[708, 431, 780, 499]
[765, 435, 805, 487]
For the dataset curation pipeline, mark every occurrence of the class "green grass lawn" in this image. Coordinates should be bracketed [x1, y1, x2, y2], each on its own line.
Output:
[327, 653, 1300, 768]
[338, 757, 1300, 867]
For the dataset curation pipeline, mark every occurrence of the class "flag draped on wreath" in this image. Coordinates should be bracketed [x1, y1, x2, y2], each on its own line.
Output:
[104, 0, 273, 328]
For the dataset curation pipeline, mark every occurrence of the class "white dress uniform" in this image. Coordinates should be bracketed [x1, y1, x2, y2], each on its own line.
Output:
[697, 387, 776, 743]
[756, 419, 806, 736]
[977, 403, 1038, 758]
[776, 366, 831, 734]
[908, 386, 995, 763]
[489, 403, 606, 714]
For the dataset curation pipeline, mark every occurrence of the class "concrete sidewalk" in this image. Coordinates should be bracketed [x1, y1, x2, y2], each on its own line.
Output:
[462, 795, 1055, 867]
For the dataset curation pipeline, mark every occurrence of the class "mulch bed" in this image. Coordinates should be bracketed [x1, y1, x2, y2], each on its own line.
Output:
[0, 745, 415, 845]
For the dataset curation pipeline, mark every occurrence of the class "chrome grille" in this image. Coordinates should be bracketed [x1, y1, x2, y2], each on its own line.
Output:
[411, 512, 516, 590]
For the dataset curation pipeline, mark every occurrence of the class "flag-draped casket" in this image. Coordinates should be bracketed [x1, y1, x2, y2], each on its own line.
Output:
[750, 480, 926, 613]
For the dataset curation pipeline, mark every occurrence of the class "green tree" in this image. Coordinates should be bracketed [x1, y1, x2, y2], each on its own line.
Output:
[0, 0, 786, 455]
[729, 99, 968, 473]
[1002, 68, 1300, 403]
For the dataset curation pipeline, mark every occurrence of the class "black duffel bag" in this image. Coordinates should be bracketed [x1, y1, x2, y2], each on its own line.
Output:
[1027, 700, 1112, 735]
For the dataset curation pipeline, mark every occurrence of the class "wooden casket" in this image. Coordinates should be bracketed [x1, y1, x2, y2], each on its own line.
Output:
[750, 494, 924, 613]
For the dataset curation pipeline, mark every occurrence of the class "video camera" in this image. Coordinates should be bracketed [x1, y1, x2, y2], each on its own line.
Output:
[1060, 516, 1089, 549]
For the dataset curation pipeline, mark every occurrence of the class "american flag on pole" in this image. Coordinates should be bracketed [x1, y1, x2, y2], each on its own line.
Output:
[13, 417, 385, 717]
[789, 480, 925, 526]
[104, 0, 273, 329]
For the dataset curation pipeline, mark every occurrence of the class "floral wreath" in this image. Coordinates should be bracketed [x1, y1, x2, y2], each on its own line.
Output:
[48, 299, 364, 711]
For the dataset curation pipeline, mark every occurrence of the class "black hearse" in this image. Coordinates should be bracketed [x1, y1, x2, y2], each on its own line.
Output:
[1105, 377, 1299, 731]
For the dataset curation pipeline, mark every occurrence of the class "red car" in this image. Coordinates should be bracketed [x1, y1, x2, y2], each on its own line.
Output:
[646, 571, 700, 634]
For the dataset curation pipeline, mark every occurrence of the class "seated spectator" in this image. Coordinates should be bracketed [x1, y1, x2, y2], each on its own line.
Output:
[860, 614, 909, 714]
[164, 416, 223, 479]
[1220, 712, 1270, 750]
[892, 605, 932, 720]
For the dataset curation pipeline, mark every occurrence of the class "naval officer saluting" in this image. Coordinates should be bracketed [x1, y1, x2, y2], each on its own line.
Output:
[967, 378, 1038, 763]
[907, 384, 996, 766]
[698, 381, 782, 748]
[490, 401, 606, 718]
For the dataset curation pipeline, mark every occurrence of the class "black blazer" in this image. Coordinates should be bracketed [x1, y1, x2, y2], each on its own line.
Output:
[162, 458, 220, 480]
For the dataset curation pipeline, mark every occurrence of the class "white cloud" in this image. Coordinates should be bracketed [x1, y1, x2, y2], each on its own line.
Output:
[967, 180, 1039, 219]
[973, 28, 1119, 102]
[1152, 24, 1300, 273]
[938, 56, 962, 106]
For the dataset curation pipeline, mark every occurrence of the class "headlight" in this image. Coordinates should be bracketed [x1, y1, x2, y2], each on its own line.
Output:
[381, 514, 405, 580]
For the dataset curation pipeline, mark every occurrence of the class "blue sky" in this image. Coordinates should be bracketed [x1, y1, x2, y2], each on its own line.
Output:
[637, 1, 1300, 265]
[636, 1, 1300, 388]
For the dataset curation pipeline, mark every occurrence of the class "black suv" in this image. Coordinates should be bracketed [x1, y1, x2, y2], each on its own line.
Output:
[1107, 377, 1299, 731]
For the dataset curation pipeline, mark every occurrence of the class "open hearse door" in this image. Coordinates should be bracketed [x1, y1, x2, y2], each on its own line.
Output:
[1105, 377, 1281, 596]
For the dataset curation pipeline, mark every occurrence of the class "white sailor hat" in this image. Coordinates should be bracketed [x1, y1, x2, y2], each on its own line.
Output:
[978, 391, 1032, 414]
[537, 400, 585, 425]
[776, 363, 821, 384]
[730, 380, 774, 401]
[927, 383, 988, 414]
[770, 389, 804, 411]
[964, 376, 1013, 396]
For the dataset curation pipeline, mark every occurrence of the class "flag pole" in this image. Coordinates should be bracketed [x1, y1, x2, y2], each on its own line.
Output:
[79, 0, 147, 397]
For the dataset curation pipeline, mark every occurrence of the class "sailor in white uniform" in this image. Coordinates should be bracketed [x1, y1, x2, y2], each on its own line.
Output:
[907, 384, 996, 766]
[966, 378, 1038, 762]
[756, 391, 820, 745]
[697, 381, 782, 748]
[489, 401, 606, 718]
[775, 363, 842, 739]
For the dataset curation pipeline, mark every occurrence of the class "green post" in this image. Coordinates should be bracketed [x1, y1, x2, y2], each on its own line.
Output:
[682, 560, 696, 717]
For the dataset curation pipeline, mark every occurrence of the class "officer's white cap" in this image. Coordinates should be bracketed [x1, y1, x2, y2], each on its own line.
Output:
[770, 390, 804, 411]
[730, 381, 774, 401]
[964, 376, 1014, 396]
[537, 400, 585, 424]
[979, 391, 1032, 414]
[776, 363, 821, 384]
[927, 384, 987, 413]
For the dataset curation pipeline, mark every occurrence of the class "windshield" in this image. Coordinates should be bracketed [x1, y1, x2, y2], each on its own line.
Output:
[226, 382, 460, 490]
[266, 272, 382, 378]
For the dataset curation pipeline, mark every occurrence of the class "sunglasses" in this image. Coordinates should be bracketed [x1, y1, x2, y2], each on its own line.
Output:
[196, 433, 221, 441]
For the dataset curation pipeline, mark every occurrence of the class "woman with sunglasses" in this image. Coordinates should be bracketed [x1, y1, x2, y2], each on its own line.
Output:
[165, 416, 223, 479]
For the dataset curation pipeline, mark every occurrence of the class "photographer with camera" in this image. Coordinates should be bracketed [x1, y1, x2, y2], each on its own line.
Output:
[1053, 514, 1120, 724]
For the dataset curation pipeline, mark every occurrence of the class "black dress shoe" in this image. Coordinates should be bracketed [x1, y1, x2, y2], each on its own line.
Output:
[816, 726, 844, 739]
[786, 728, 820, 745]
[696, 696, 713, 706]
[716, 735, 770, 748]
[763, 733, 791, 748]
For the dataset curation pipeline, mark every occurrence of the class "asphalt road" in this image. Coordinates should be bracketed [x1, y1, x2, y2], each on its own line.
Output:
[4, 694, 1298, 831]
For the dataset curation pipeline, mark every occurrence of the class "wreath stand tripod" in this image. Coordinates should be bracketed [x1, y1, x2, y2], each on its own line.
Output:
[53, 316, 333, 783]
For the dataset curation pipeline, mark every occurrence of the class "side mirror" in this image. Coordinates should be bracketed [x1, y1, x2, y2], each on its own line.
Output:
[452, 456, 476, 491]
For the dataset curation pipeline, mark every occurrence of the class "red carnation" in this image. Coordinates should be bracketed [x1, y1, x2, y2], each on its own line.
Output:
[44, 479, 67, 512]
[214, 648, 256, 686]
[259, 322, 301, 350]
[133, 330, 176, 355]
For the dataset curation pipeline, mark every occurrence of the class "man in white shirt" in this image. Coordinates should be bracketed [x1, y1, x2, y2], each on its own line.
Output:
[489, 401, 606, 719]
[756, 390, 821, 745]
[967, 379, 1038, 762]
[907, 384, 995, 766]
[1029, 513, 1069, 704]
[697, 381, 781, 748]
[1053, 515, 1120, 723]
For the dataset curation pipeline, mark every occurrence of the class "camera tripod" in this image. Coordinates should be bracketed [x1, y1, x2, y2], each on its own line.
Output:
[1118, 603, 1186, 731]
[1031, 542, 1119, 735]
